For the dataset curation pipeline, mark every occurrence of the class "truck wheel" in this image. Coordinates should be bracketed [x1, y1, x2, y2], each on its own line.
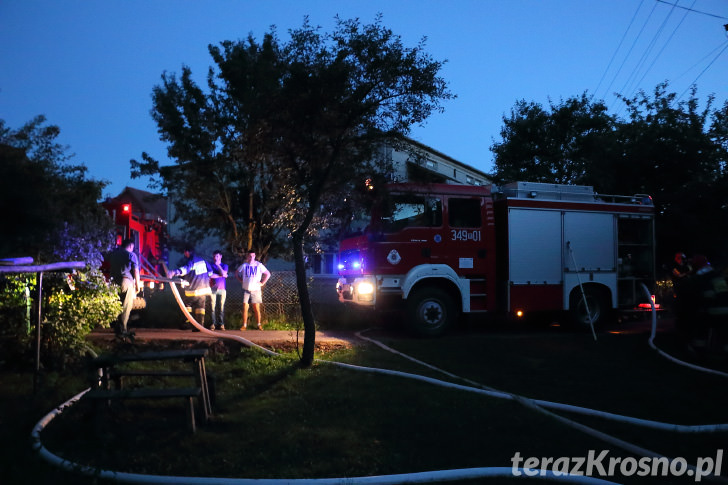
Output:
[569, 288, 606, 329]
[407, 287, 458, 337]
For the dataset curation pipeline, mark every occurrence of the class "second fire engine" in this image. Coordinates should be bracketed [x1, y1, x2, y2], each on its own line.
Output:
[336, 181, 656, 335]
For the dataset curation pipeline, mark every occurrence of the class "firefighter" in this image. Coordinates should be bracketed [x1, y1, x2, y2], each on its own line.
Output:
[671, 252, 691, 280]
[678, 255, 728, 353]
[167, 245, 212, 331]
[108, 238, 141, 337]
[670, 252, 692, 330]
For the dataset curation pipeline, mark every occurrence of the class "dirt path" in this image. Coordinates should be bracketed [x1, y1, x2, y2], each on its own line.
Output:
[87, 327, 359, 351]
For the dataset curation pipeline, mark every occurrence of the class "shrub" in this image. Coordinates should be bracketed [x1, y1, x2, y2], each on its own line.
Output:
[0, 270, 120, 370]
[41, 270, 120, 369]
[0, 274, 36, 368]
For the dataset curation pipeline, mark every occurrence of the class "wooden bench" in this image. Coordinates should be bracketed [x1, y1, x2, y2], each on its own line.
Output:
[85, 387, 202, 432]
[91, 349, 213, 422]
[107, 369, 196, 390]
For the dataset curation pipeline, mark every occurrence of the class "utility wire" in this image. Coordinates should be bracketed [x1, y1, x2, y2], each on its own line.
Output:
[656, 0, 728, 19]
[631, 0, 696, 98]
[594, 0, 645, 98]
[617, 0, 677, 105]
[674, 39, 728, 81]
[605, 1, 659, 110]
[678, 40, 728, 100]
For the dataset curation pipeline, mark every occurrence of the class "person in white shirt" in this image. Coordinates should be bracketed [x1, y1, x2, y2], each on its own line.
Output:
[235, 249, 271, 330]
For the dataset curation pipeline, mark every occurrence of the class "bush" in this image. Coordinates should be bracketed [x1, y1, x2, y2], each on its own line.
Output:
[0, 270, 121, 370]
[0, 274, 36, 368]
[41, 270, 120, 369]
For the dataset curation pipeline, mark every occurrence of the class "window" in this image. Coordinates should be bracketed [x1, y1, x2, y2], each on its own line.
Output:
[466, 175, 483, 186]
[381, 194, 442, 233]
[324, 253, 335, 274]
[448, 198, 481, 227]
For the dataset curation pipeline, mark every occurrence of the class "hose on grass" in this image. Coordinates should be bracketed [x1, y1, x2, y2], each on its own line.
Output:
[31, 281, 725, 484]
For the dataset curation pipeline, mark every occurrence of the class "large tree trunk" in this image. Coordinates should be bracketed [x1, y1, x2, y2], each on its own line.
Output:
[293, 233, 316, 367]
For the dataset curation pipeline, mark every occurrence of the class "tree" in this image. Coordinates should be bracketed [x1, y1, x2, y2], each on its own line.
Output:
[134, 15, 453, 366]
[490, 93, 616, 185]
[489, 84, 728, 269]
[270, 17, 453, 364]
[131, 32, 289, 258]
[0, 116, 119, 369]
[0, 116, 114, 264]
[612, 84, 728, 267]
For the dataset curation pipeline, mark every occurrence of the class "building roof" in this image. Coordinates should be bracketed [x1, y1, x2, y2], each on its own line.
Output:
[403, 136, 490, 180]
[107, 187, 167, 221]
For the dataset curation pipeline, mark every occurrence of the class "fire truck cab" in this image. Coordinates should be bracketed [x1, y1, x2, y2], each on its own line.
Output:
[336, 181, 656, 335]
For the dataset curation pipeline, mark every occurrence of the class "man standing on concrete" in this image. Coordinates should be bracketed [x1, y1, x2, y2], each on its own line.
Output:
[108, 238, 140, 336]
[208, 250, 228, 330]
[235, 248, 270, 330]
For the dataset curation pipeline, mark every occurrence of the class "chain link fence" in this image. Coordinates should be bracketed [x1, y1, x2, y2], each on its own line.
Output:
[217, 272, 341, 325]
[219, 271, 296, 324]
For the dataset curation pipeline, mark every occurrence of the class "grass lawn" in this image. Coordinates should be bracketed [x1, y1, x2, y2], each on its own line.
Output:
[2, 318, 727, 484]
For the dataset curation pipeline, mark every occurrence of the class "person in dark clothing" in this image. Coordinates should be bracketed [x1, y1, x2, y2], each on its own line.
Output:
[670, 252, 692, 328]
[108, 238, 140, 335]
[678, 255, 728, 352]
[208, 250, 228, 330]
[671, 252, 691, 281]
[167, 246, 212, 331]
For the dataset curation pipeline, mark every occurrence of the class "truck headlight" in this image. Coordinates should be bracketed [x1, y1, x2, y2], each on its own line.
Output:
[357, 282, 374, 295]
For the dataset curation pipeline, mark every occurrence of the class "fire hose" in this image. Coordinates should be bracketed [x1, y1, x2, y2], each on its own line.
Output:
[30, 280, 728, 483]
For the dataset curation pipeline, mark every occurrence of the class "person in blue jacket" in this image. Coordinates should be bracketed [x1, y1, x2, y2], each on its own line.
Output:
[168, 245, 212, 331]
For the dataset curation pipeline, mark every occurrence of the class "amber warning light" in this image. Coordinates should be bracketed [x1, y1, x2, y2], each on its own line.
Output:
[638, 295, 660, 310]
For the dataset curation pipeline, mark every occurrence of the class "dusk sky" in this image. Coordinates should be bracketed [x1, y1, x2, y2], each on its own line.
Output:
[2, 0, 727, 199]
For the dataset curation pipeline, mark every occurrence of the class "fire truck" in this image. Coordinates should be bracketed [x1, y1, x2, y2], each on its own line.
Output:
[336, 181, 656, 335]
[101, 193, 168, 306]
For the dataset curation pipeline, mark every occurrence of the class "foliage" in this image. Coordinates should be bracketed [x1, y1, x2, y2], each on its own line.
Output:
[491, 93, 616, 185]
[613, 84, 728, 266]
[40, 271, 121, 369]
[132, 15, 453, 365]
[0, 115, 114, 263]
[131, 32, 288, 258]
[0, 274, 36, 367]
[0, 116, 119, 369]
[490, 83, 728, 267]
[0, 271, 120, 370]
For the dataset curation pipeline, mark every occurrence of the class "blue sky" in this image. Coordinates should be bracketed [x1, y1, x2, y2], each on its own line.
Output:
[1, 0, 726, 199]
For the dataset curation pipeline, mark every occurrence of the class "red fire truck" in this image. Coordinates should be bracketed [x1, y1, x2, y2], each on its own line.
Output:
[336, 181, 656, 335]
[101, 193, 168, 301]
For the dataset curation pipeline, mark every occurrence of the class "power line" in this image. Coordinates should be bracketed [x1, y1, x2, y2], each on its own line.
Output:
[617, 0, 677, 101]
[678, 40, 728, 100]
[655, 0, 728, 20]
[604, 1, 659, 108]
[594, 0, 646, 98]
[631, 0, 696, 98]
[674, 39, 728, 81]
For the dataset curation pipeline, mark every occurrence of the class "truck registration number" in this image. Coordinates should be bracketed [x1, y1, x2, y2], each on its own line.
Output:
[451, 229, 481, 242]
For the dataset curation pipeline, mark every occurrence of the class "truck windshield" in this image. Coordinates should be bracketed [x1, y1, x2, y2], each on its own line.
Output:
[380, 194, 442, 233]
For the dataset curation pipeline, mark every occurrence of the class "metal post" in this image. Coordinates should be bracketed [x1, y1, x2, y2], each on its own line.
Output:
[34, 271, 43, 393]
